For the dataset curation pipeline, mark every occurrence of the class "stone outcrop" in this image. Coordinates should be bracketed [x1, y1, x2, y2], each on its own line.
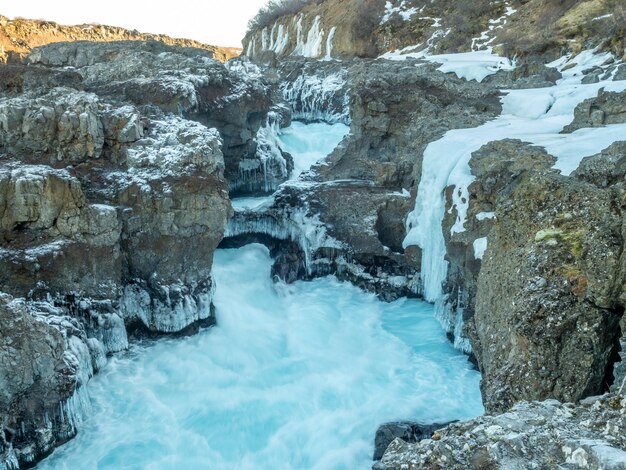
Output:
[439, 140, 557, 351]
[375, 393, 626, 470]
[563, 89, 626, 133]
[315, 60, 504, 190]
[473, 166, 624, 413]
[226, 181, 418, 300]
[0, 15, 240, 64]
[373, 421, 454, 461]
[22, 41, 283, 196]
[0, 294, 123, 468]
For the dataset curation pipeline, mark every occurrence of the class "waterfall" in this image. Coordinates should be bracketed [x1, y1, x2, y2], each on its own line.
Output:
[37, 245, 482, 470]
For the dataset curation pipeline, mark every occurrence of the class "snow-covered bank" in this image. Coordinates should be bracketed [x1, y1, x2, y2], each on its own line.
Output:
[403, 50, 626, 304]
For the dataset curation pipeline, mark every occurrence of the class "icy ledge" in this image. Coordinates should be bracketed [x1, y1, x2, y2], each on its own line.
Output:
[379, 47, 515, 82]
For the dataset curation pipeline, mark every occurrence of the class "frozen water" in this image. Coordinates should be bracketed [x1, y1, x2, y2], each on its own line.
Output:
[37, 244, 482, 470]
[380, 48, 515, 82]
[282, 72, 350, 124]
[324, 27, 337, 61]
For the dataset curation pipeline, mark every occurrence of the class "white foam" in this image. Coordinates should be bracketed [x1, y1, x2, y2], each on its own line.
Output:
[38, 245, 482, 470]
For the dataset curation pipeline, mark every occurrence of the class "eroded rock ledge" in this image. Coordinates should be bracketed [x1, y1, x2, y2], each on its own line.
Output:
[375, 393, 626, 469]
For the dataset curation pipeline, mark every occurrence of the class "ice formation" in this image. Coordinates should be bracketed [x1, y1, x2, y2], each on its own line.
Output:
[235, 112, 290, 194]
[323, 26, 337, 60]
[281, 72, 350, 124]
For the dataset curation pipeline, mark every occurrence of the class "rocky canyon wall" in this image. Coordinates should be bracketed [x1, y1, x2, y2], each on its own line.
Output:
[0, 39, 287, 467]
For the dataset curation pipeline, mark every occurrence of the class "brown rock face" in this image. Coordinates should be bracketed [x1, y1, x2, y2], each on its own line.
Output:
[244, 0, 624, 61]
[473, 166, 624, 413]
[244, 0, 385, 60]
[0, 15, 240, 64]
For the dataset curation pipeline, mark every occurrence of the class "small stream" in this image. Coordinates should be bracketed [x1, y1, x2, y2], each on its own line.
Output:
[37, 122, 483, 470]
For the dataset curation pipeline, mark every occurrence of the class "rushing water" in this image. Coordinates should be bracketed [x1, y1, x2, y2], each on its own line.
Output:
[279, 121, 348, 181]
[38, 244, 482, 470]
[38, 121, 482, 469]
[232, 121, 349, 211]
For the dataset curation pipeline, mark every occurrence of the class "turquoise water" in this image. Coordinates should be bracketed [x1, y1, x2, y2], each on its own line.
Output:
[38, 244, 482, 470]
[278, 121, 348, 178]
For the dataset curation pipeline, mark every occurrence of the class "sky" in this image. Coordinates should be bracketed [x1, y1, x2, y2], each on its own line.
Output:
[1, 0, 270, 47]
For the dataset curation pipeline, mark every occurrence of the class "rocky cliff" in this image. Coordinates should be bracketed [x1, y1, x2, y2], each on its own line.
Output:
[0, 15, 240, 63]
[243, 0, 625, 61]
[2, 1, 626, 468]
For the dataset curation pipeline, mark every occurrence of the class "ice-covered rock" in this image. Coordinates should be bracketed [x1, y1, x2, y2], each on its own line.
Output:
[375, 394, 626, 469]
[0, 295, 105, 468]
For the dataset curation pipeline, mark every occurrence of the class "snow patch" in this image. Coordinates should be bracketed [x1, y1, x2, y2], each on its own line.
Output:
[471, 3, 517, 51]
[381, 1, 421, 24]
[426, 50, 516, 82]
[476, 211, 496, 221]
[473, 237, 488, 260]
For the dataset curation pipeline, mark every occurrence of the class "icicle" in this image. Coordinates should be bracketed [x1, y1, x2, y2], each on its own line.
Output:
[58, 386, 92, 439]
[234, 112, 290, 193]
[292, 14, 305, 55]
[323, 27, 337, 60]
[225, 209, 342, 276]
[281, 73, 350, 124]
[269, 23, 277, 50]
[245, 37, 256, 57]
[272, 24, 289, 55]
[301, 16, 323, 58]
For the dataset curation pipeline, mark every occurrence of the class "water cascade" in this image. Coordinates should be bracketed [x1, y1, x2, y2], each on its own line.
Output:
[37, 245, 482, 470]
[28, 37, 509, 466]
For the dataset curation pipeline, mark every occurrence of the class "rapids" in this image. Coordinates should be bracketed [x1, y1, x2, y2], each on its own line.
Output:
[38, 245, 482, 470]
